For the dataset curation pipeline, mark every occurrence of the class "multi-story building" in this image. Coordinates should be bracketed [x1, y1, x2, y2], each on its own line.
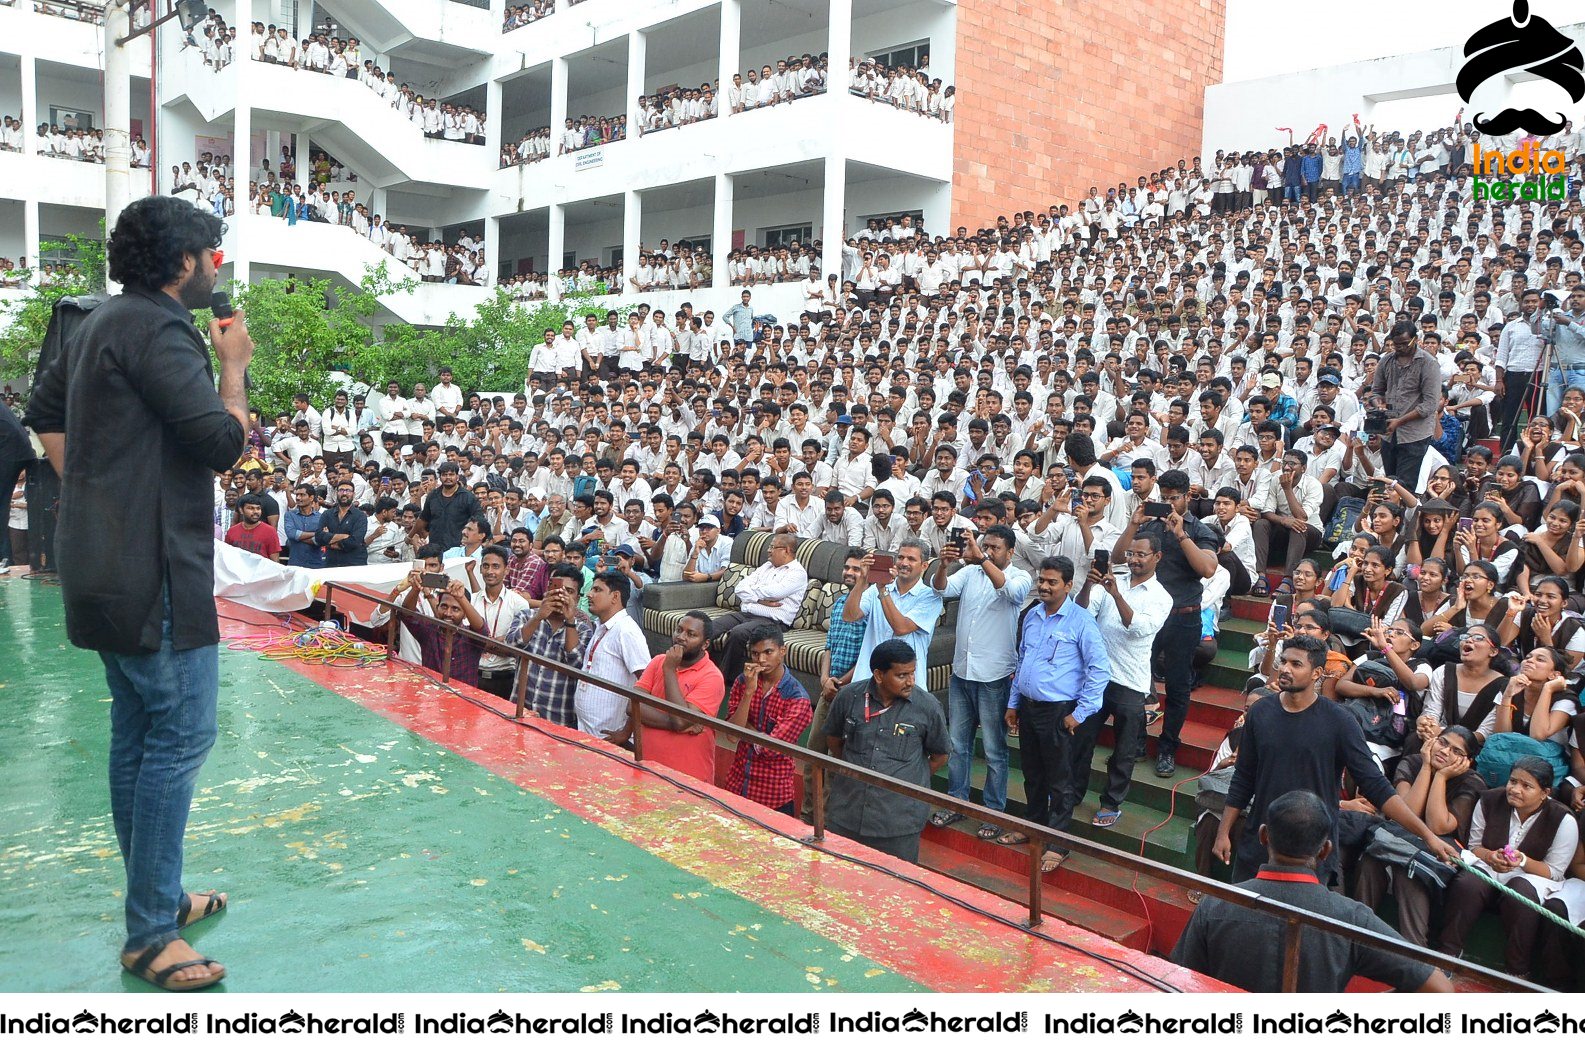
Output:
[0, 0, 1224, 325]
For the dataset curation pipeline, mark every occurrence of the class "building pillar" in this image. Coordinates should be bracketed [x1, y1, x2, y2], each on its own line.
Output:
[22, 199, 38, 277]
[712, 171, 733, 292]
[827, 0, 853, 82]
[484, 215, 500, 286]
[19, 54, 36, 158]
[820, 154, 845, 282]
[484, 76, 503, 161]
[717, 0, 739, 119]
[547, 202, 565, 300]
[550, 57, 568, 153]
[232, 91, 252, 286]
[626, 29, 645, 140]
[621, 188, 641, 296]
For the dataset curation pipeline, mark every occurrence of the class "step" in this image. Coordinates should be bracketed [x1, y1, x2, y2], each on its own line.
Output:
[1217, 617, 1268, 654]
[1229, 595, 1274, 622]
[915, 836, 1153, 951]
[923, 822, 1202, 955]
[957, 740, 1203, 813]
[963, 710, 1223, 777]
[1202, 651, 1258, 692]
[1097, 717, 1221, 773]
[929, 764, 1196, 868]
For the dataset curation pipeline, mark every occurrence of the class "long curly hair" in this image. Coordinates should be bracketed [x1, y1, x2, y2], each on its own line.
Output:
[106, 196, 224, 290]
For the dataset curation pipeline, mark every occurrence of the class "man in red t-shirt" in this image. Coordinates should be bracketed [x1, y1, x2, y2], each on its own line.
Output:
[225, 494, 282, 560]
[636, 610, 725, 784]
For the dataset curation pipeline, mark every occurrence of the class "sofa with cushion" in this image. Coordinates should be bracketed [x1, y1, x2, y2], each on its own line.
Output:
[640, 529, 957, 709]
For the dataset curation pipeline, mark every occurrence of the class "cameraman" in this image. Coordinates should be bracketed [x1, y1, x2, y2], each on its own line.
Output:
[1368, 320, 1441, 487]
[25, 196, 251, 991]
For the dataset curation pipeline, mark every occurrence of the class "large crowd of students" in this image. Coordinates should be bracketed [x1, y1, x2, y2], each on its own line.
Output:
[14, 112, 1585, 988]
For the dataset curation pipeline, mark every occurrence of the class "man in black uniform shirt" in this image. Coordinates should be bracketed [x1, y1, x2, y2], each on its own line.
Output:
[26, 196, 250, 991]
[1173, 789, 1454, 993]
[1110, 468, 1218, 777]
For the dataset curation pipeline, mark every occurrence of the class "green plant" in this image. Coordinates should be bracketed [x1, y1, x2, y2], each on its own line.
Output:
[0, 231, 107, 388]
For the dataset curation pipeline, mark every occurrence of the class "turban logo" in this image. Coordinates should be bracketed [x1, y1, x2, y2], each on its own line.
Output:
[1458, 0, 1584, 136]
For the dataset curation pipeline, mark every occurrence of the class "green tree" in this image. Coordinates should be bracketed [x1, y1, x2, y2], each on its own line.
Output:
[0, 231, 106, 387]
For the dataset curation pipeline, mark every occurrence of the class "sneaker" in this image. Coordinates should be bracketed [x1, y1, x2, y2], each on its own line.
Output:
[1155, 753, 1176, 778]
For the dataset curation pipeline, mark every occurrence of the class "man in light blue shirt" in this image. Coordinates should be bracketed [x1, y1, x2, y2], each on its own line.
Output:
[1546, 286, 1585, 413]
[722, 289, 756, 344]
[1000, 555, 1110, 873]
[842, 539, 943, 677]
[928, 524, 1032, 836]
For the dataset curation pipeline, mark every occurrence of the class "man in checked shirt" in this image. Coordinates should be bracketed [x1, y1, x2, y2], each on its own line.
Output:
[723, 623, 814, 815]
[802, 549, 868, 822]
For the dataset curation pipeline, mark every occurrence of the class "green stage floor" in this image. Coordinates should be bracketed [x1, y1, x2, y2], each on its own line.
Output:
[0, 577, 920, 993]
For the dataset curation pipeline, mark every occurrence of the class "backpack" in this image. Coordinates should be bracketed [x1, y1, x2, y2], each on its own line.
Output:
[1323, 496, 1365, 546]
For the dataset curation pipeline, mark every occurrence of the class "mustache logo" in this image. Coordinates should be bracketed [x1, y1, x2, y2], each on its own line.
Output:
[1457, 0, 1584, 137]
[1471, 107, 1568, 135]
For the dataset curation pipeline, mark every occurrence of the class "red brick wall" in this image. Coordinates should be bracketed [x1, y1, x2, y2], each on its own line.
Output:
[951, 0, 1224, 228]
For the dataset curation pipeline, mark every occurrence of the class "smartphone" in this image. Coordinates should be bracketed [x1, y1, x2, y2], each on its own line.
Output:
[1143, 501, 1172, 518]
[949, 527, 967, 548]
[420, 572, 448, 590]
[867, 554, 895, 584]
[1270, 603, 1288, 631]
[1458, 516, 1474, 534]
[1093, 549, 1110, 573]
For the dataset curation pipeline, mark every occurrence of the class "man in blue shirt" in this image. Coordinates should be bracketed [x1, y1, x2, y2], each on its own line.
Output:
[722, 289, 755, 345]
[998, 555, 1110, 873]
[283, 483, 325, 568]
[1547, 286, 1585, 414]
[1299, 145, 1322, 202]
[1341, 135, 1364, 196]
[842, 539, 944, 675]
[929, 524, 1032, 837]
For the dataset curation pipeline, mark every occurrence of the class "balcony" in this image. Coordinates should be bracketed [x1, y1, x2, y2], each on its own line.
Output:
[315, 0, 495, 61]
[233, 213, 490, 326]
[244, 62, 493, 190]
[494, 89, 950, 211]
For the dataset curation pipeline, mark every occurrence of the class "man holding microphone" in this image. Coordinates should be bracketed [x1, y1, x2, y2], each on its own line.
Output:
[26, 196, 253, 991]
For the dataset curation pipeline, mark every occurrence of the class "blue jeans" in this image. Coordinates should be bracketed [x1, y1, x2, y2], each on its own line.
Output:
[946, 675, 1011, 813]
[1547, 365, 1585, 415]
[99, 590, 220, 954]
[1283, 184, 1302, 203]
[1341, 172, 1361, 194]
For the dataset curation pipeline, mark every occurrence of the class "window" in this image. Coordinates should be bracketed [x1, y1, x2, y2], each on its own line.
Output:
[674, 235, 711, 254]
[761, 224, 811, 249]
[38, 237, 99, 268]
[856, 209, 924, 230]
[868, 40, 929, 71]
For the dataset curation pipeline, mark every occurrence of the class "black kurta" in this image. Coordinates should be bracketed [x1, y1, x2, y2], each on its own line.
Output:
[25, 288, 243, 653]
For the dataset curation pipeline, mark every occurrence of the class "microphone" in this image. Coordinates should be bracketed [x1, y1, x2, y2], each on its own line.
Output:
[211, 290, 235, 329]
[210, 291, 250, 389]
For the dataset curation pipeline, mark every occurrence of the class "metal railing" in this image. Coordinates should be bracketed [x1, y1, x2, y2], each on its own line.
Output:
[320, 580, 1546, 994]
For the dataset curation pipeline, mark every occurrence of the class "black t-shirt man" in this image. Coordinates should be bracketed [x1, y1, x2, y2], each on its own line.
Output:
[422, 470, 482, 550]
